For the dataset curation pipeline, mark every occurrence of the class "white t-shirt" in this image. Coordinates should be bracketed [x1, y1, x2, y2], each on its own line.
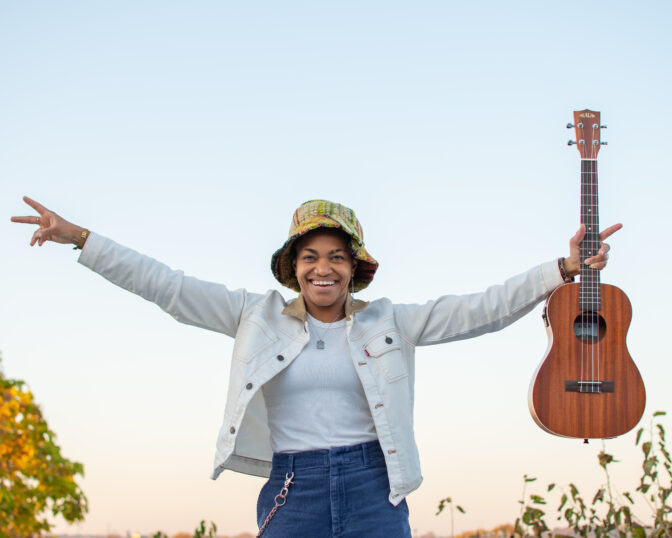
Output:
[261, 314, 378, 453]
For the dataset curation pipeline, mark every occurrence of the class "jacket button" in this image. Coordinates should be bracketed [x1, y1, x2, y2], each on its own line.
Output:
[276, 354, 284, 361]
[387, 449, 397, 454]
[229, 426, 236, 434]
[246, 382, 253, 390]
[385, 336, 393, 344]
[375, 403, 384, 409]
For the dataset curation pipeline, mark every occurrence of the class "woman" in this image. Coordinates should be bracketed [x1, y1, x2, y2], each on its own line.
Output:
[12, 196, 617, 537]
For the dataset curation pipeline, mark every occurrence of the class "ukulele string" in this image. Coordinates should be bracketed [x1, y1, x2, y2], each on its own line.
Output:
[587, 128, 595, 393]
[593, 126, 600, 393]
[589, 126, 599, 393]
[579, 121, 585, 393]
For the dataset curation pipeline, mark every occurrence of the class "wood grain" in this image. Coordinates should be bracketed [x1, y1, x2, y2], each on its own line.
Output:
[529, 283, 645, 439]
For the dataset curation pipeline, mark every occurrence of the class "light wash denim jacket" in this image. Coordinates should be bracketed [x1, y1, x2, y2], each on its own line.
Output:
[79, 232, 564, 505]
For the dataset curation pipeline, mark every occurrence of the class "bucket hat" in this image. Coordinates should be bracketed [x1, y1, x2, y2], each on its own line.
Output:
[271, 200, 378, 292]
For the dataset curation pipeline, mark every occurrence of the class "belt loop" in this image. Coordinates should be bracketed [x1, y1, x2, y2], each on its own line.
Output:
[288, 454, 294, 474]
[361, 443, 369, 467]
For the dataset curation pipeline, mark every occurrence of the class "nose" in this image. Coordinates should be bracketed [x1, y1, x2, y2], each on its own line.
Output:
[314, 258, 331, 276]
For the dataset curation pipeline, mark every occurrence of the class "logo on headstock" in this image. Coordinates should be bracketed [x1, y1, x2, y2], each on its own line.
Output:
[579, 112, 596, 118]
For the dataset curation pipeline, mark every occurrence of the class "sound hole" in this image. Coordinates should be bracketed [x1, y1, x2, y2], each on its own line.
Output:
[573, 312, 606, 342]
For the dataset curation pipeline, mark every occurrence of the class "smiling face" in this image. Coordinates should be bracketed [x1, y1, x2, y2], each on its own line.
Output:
[292, 229, 356, 322]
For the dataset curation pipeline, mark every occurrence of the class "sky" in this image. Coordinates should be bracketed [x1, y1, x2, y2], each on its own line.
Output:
[1, 1, 671, 535]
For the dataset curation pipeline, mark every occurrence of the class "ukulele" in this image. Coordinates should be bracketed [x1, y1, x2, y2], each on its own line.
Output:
[528, 110, 645, 439]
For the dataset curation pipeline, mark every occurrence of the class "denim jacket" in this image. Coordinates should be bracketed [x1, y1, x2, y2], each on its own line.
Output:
[79, 232, 564, 505]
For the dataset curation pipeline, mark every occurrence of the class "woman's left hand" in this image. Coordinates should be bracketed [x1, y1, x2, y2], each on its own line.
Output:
[563, 223, 622, 278]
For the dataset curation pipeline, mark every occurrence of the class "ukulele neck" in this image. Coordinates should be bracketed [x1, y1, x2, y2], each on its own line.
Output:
[580, 158, 601, 311]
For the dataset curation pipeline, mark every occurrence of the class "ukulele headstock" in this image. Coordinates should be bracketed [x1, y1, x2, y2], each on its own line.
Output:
[567, 110, 606, 159]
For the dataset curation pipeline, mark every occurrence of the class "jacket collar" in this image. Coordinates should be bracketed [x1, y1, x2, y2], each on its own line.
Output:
[282, 293, 368, 322]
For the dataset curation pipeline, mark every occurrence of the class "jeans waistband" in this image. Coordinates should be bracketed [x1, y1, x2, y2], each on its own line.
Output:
[272, 440, 383, 474]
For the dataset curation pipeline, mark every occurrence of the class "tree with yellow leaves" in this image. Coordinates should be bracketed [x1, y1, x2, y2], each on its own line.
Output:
[0, 356, 88, 536]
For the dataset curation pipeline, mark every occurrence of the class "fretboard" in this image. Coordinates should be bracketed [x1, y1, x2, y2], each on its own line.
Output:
[580, 159, 601, 310]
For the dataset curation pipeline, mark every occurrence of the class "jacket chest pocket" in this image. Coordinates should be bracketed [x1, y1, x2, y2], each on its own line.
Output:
[364, 331, 407, 382]
[233, 317, 279, 363]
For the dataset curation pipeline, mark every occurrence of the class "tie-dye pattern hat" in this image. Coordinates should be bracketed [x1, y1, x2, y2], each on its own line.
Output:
[271, 200, 378, 292]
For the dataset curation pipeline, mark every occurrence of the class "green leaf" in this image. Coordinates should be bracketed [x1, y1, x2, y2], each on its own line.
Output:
[643, 441, 652, 457]
[592, 487, 605, 505]
[653, 410, 667, 417]
[643, 456, 657, 476]
[570, 483, 579, 500]
[456, 505, 465, 514]
[558, 493, 568, 512]
[547, 483, 556, 492]
[524, 474, 537, 483]
[598, 451, 614, 468]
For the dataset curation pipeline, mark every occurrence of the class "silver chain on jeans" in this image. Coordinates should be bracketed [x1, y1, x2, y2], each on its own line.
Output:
[256, 472, 295, 537]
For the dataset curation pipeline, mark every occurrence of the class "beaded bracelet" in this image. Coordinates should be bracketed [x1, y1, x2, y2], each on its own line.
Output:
[558, 257, 574, 283]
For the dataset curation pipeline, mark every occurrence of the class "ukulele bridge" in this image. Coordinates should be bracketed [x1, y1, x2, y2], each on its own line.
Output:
[565, 380, 614, 393]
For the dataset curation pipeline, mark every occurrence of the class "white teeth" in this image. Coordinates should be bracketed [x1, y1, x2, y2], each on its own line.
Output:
[312, 281, 335, 286]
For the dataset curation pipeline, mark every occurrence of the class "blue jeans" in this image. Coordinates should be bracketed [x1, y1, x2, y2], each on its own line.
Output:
[256, 440, 411, 537]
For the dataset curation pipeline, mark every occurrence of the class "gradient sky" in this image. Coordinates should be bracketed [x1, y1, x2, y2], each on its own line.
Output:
[2, 1, 671, 535]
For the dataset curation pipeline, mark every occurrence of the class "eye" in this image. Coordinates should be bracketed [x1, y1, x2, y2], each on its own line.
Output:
[302, 255, 316, 262]
[332, 255, 345, 261]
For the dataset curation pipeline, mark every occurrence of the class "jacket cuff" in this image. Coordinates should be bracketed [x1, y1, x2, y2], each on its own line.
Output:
[540, 258, 565, 292]
[77, 232, 106, 270]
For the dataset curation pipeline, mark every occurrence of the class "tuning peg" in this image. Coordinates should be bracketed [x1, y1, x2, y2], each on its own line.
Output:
[601, 124, 607, 129]
[567, 123, 574, 128]
[601, 141, 608, 145]
[568, 140, 577, 145]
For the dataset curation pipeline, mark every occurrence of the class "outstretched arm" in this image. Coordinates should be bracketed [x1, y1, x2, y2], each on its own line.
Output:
[395, 223, 623, 346]
[11, 196, 89, 248]
[11, 195, 257, 337]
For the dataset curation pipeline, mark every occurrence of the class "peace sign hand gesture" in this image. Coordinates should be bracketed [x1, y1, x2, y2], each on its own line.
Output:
[11, 196, 88, 248]
[563, 222, 622, 277]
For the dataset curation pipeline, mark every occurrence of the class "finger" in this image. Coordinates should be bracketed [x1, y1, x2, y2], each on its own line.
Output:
[585, 255, 606, 265]
[599, 223, 622, 241]
[30, 229, 40, 246]
[23, 196, 48, 215]
[11, 216, 41, 224]
[586, 247, 610, 267]
[570, 224, 586, 247]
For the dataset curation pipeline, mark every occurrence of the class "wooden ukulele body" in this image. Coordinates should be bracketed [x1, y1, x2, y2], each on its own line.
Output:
[529, 282, 645, 438]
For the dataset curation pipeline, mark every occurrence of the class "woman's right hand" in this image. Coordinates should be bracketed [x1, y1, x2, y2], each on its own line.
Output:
[11, 196, 87, 247]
